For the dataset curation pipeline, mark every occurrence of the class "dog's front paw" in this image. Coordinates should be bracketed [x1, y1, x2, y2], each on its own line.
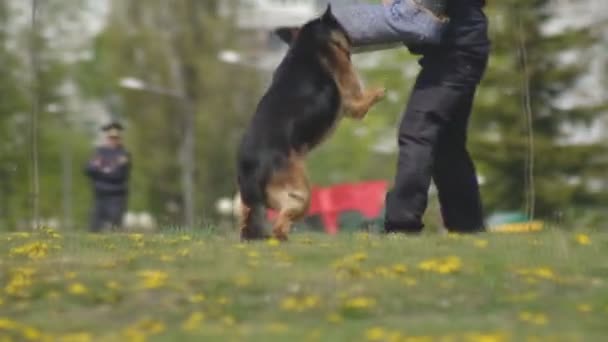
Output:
[373, 87, 386, 102]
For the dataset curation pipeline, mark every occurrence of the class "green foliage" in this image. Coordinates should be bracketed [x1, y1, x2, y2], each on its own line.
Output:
[470, 1, 607, 218]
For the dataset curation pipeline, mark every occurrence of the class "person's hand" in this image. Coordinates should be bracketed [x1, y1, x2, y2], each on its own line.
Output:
[117, 155, 128, 165]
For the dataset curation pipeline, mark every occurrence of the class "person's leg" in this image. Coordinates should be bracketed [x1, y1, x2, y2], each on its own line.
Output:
[90, 195, 106, 233]
[433, 88, 485, 233]
[384, 77, 462, 233]
[107, 195, 127, 230]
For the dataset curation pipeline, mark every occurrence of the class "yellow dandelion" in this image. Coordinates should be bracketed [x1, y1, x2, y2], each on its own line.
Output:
[9, 241, 48, 259]
[234, 275, 252, 288]
[181, 312, 205, 332]
[10, 232, 31, 239]
[515, 267, 556, 281]
[159, 255, 175, 263]
[392, 264, 408, 274]
[47, 291, 61, 301]
[68, 283, 88, 295]
[134, 318, 166, 334]
[534, 267, 555, 280]
[267, 238, 281, 247]
[418, 256, 462, 274]
[280, 297, 299, 311]
[465, 332, 508, 342]
[0, 318, 19, 330]
[5, 268, 36, 297]
[177, 248, 190, 257]
[222, 315, 236, 326]
[42, 227, 62, 240]
[303, 295, 320, 309]
[473, 239, 489, 248]
[189, 293, 206, 303]
[137, 270, 168, 289]
[280, 295, 320, 312]
[344, 296, 376, 310]
[60, 332, 92, 342]
[575, 234, 591, 245]
[128, 234, 144, 242]
[577, 304, 592, 313]
[21, 326, 42, 340]
[106, 281, 121, 290]
[326, 313, 343, 324]
[402, 277, 418, 287]
[352, 252, 368, 262]
[366, 327, 386, 341]
[518, 311, 548, 325]
[122, 328, 146, 342]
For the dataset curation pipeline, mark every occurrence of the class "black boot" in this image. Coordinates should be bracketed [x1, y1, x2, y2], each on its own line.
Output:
[413, 0, 447, 19]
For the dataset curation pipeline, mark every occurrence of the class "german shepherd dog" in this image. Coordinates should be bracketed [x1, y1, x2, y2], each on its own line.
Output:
[236, 5, 385, 241]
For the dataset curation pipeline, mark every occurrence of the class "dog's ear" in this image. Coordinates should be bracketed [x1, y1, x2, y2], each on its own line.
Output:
[321, 4, 334, 22]
[274, 27, 300, 45]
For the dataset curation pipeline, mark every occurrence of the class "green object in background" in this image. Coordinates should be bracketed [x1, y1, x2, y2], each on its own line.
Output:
[487, 211, 544, 233]
[486, 212, 529, 227]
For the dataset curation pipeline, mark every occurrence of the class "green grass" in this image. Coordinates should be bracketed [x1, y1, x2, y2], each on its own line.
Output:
[1, 228, 607, 341]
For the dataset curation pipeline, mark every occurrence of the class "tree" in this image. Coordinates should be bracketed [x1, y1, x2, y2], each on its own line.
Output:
[79, 0, 261, 227]
[470, 1, 608, 220]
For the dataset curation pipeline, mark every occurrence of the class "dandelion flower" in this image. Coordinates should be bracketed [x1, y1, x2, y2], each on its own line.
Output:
[60, 332, 92, 342]
[518, 311, 548, 325]
[575, 234, 591, 246]
[68, 283, 88, 295]
[577, 304, 592, 313]
[137, 270, 168, 289]
[366, 327, 386, 341]
[344, 296, 376, 310]
[181, 312, 205, 331]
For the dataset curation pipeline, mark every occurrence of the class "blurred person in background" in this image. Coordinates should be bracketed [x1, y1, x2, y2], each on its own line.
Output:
[85, 122, 131, 232]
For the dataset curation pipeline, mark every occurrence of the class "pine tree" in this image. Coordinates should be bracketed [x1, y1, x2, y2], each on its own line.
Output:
[470, 0, 608, 221]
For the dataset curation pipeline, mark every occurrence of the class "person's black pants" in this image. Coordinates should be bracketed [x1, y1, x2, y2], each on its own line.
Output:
[384, 60, 485, 233]
[90, 194, 127, 232]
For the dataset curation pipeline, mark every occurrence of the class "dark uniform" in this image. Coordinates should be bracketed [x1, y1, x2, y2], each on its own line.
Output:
[385, 0, 490, 233]
[85, 126, 131, 232]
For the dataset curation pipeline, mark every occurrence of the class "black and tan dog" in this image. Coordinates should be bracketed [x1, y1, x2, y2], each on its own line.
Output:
[236, 5, 385, 241]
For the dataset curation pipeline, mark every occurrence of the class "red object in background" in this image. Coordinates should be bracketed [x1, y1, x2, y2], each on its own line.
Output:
[268, 180, 388, 235]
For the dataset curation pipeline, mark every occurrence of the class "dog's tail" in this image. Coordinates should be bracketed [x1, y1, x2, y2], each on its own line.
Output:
[237, 164, 271, 240]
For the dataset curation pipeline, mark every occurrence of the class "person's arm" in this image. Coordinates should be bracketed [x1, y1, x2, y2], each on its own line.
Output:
[84, 154, 103, 178]
[97, 153, 130, 183]
[333, 0, 447, 52]
[276, 0, 447, 53]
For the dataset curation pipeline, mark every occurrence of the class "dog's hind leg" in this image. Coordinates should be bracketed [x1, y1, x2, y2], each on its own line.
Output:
[266, 153, 311, 241]
[235, 192, 269, 241]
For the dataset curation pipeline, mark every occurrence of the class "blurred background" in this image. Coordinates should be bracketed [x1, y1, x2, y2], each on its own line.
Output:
[0, 0, 606, 232]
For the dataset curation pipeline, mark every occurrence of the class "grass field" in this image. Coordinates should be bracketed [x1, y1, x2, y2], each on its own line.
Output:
[1, 228, 607, 341]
